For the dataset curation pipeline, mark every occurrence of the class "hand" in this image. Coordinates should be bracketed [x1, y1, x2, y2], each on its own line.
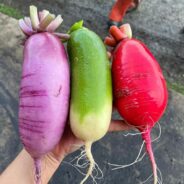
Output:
[49, 119, 134, 163]
[0, 119, 134, 184]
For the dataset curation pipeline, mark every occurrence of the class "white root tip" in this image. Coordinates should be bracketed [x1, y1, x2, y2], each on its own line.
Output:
[154, 172, 158, 184]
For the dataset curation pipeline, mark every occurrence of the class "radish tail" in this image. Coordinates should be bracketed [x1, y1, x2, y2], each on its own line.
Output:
[80, 142, 94, 184]
[142, 131, 158, 184]
[34, 158, 41, 184]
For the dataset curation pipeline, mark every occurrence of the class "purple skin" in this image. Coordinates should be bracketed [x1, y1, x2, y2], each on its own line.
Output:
[19, 32, 70, 159]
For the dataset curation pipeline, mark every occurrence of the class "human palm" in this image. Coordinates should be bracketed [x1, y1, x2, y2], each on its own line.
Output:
[51, 120, 133, 162]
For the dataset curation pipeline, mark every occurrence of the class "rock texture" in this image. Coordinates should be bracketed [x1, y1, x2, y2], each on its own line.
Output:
[52, 90, 184, 184]
[0, 13, 23, 172]
[0, 0, 184, 85]
[0, 0, 184, 183]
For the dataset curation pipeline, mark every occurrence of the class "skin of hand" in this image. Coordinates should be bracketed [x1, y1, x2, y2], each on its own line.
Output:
[51, 119, 133, 161]
[0, 119, 134, 184]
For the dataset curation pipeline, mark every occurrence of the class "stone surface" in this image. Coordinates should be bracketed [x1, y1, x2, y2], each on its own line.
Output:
[0, 0, 184, 183]
[0, 13, 23, 172]
[51, 90, 184, 184]
[0, 0, 184, 85]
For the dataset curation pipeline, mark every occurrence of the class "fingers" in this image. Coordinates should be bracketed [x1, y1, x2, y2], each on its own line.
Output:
[64, 119, 135, 135]
[108, 120, 135, 132]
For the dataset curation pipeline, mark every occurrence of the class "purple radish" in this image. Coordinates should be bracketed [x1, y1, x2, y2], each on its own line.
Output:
[18, 5, 70, 184]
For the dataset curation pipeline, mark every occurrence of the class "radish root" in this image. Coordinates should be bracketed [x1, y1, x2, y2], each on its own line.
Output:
[108, 140, 146, 170]
[142, 131, 158, 184]
[109, 123, 162, 184]
[80, 142, 95, 184]
[142, 167, 163, 184]
[63, 144, 103, 184]
[34, 158, 41, 184]
[123, 122, 161, 140]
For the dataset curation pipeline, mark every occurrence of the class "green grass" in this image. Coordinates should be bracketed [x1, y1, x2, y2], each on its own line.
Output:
[0, 4, 22, 19]
[167, 81, 184, 95]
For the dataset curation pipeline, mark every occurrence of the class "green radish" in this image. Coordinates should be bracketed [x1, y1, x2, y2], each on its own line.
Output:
[67, 21, 112, 183]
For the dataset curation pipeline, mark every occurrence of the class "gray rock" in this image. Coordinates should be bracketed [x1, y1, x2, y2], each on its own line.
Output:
[51, 90, 184, 184]
[0, 13, 23, 172]
[0, 1, 184, 183]
[0, 0, 184, 85]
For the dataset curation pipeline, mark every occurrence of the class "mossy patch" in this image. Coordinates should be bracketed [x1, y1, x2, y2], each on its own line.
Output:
[0, 4, 22, 19]
[167, 81, 184, 95]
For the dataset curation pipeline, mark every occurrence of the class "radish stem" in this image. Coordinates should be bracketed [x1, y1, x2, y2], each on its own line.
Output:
[119, 24, 132, 39]
[30, 5, 39, 30]
[19, 6, 65, 37]
[39, 10, 49, 22]
[19, 19, 33, 35]
[46, 15, 63, 32]
[39, 14, 55, 30]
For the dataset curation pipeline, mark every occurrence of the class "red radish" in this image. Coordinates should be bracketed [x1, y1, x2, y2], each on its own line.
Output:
[18, 6, 70, 184]
[105, 24, 168, 184]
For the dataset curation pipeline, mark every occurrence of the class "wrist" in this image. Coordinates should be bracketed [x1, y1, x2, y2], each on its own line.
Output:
[0, 149, 64, 184]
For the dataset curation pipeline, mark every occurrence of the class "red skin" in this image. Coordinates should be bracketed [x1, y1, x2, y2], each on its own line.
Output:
[109, 32, 168, 183]
[112, 38, 168, 131]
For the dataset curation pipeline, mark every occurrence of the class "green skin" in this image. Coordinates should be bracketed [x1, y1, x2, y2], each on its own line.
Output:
[67, 27, 112, 142]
